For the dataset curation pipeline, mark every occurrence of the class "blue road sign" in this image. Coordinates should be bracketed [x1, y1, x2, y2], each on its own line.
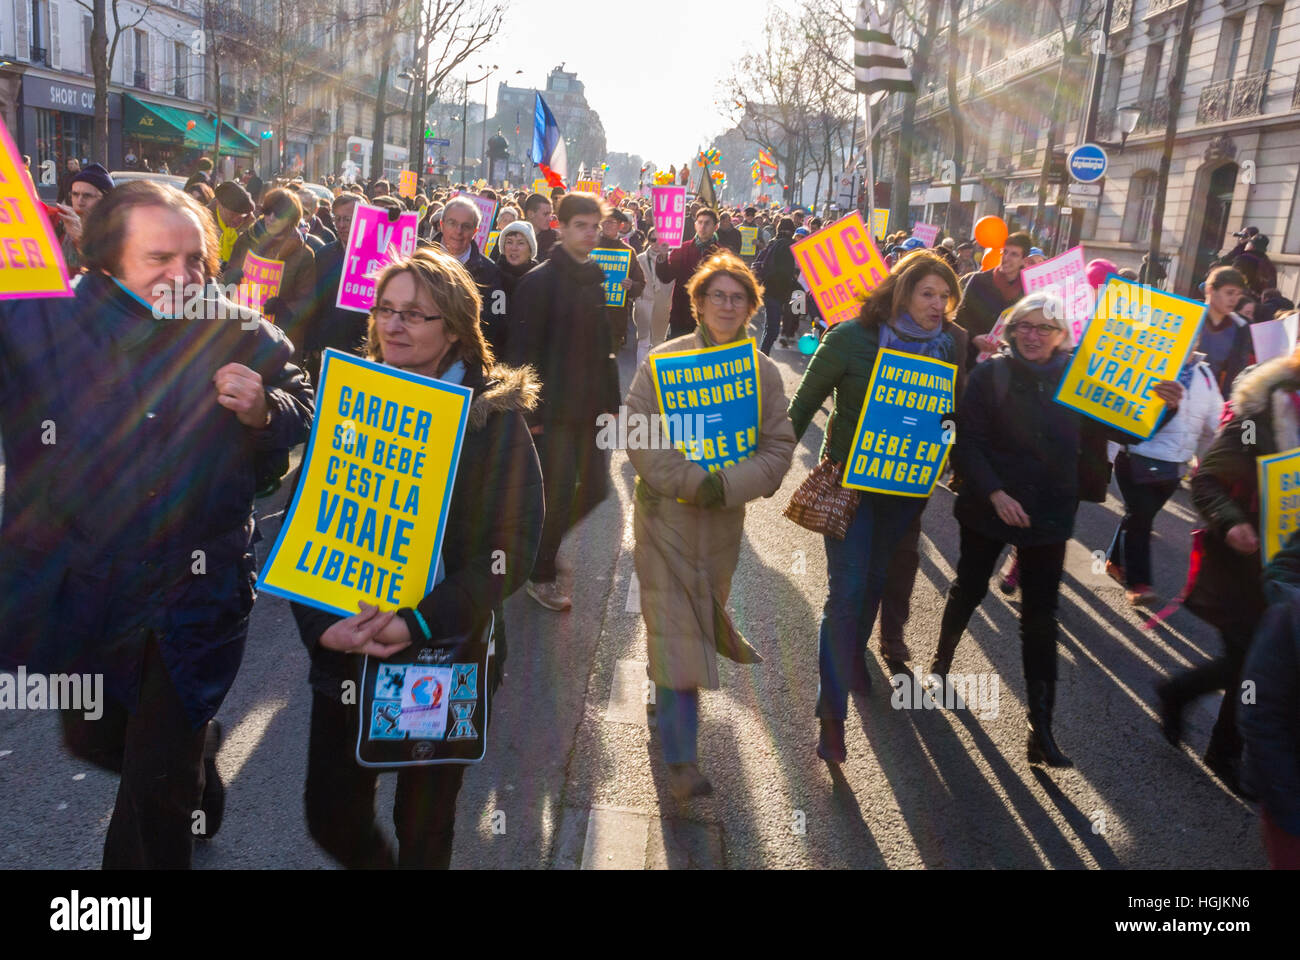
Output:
[427, 137, 452, 146]
[1067, 143, 1108, 183]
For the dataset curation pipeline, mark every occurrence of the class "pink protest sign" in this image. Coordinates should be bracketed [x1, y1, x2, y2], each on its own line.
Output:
[1021, 245, 1094, 344]
[336, 203, 420, 313]
[450, 192, 497, 252]
[238, 251, 284, 316]
[911, 222, 940, 247]
[652, 186, 687, 247]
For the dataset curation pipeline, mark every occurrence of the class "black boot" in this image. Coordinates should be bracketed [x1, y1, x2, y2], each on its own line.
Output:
[817, 716, 847, 764]
[1154, 679, 1183, 747]
[1025, 680, 1072, 768]
[199, 720, 225, 840]
[928, 632, 960, 680]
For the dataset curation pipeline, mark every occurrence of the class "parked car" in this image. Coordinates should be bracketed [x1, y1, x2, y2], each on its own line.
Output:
[108, 171, 188, 191]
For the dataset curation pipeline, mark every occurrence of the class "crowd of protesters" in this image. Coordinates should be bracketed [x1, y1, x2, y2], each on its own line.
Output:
[4, 150, 1300, 873]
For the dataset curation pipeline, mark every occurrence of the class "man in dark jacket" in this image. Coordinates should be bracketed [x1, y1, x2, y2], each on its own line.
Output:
[755, 216, 799, 354]
[524, 192, 558, 261]
[654, 207, 721, 339]
[0, 180, 314, 868]
[955, 230, 1032, 368]
[596, 208, 646, 351]
[1233, 234, 1278, 296]
[715, 212, 742, 255]
[507, 193, 617, 612]
[438, 195, 508, 357]
[303, 191, 369, 386]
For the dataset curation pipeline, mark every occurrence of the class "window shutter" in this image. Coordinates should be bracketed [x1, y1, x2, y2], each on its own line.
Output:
[16, 0, 30, 60]
[50, 1, 61, 69]
[153, 33, 163, 92]
[123, 30, 134, 85]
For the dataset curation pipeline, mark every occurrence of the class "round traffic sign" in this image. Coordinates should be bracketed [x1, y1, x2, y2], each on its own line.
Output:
[1067, 143, 1108, 183]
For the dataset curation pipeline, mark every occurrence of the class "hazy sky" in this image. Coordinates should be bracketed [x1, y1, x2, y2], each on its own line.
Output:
[479, 0, 777, 165]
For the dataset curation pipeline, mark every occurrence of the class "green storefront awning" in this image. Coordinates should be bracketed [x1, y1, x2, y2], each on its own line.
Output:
[124, 95, 257, 158]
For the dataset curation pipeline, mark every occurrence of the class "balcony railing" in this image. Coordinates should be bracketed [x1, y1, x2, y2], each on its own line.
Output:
[1137, 95, 1169, 133]
[1198, 72, 1267, 125]
[29, 45, 48, 65]
[134, 71, 149, 90]
[1145, 0, 1186, 16]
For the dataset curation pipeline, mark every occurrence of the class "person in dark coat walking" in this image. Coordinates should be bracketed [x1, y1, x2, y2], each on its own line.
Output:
[290, 249, 543, 868]
[1177, 345, 1300, 796]
[302, 191, 368, 387]
[437, 196, 509, 358]
[954, 231, 1032, 368]
[1239, 529, 1300, 868]
[1232, 235, 1277, 296]
[654, 208, 721, 339]
[507, 193, 618, 612]
[1195, 266, 1254, 394]
[596, 208, 646, 351]
[715, 212, 742, 255]
[0, 180, 314, 868]
[524, 192, 559, 261]
[754, 217, 798, 354]
[929, 291, 1183, 768]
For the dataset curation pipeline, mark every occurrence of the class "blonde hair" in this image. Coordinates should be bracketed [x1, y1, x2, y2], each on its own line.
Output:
[367, 248, 495, 373]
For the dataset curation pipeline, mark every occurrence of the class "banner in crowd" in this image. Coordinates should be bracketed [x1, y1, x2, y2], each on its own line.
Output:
[652, 186, 688, 247]
[397, 171, 418, 199]
[1021, 245, 1094, 344]
[1055, 276, 1204, 439]
[650, 339, 761, 474]
[572, 179, 603, 196]
[609, 187, 628, 205]
[591, 247, 632, 307]
[977, 305, 1013, 363]
[337, 204, 420, 313]
[911, 222, 940, 247]
[872, 208, 890, 237]
[259, 349, 472, 616]
[485, 230, 500, 258]
[790, 210, 889, 327]
[842, 348, 956, 497]
[532, 178, 550, 195]
[237, 252, 284, 316]
[739, 226, 758, 256]
[0, 115, 72, 300]
[1259, 446, 1300, 564]
[450, 192, 497, 251]
[1250, 313, 1299, 365]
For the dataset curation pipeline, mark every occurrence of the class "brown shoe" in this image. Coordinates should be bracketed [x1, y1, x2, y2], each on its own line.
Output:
[1126, 585, 1158, 607]
[880, 636, 911, 662]
[666, 762, 713, 801]
[1105, 561, 1126, 586]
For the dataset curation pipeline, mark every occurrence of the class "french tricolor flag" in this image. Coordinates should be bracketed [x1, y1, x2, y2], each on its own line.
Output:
[531, 93, 568, 189]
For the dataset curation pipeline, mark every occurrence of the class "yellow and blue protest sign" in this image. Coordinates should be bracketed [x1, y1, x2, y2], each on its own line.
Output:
[739, 225, 758, 257]
[591, 246, 632, 307]
[650, 339, 761, 473]
[1055, 276, 1204, 440]
[872, 208, 889, 237]
[842, 348, 956, 497]
[259, 349, 472, 616]
[1258, 446, 1300, 564]
[486, 230, 500, 258]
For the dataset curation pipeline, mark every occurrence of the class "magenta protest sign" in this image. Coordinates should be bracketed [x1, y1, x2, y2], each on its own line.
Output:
[336, 203, 420, 313]
[652, 186, 687, 247]
[450, 192, 498, 252]
[1021, 245, 1094, 345]
[911, 222, 940, 247]
[237, 251, 284, 316]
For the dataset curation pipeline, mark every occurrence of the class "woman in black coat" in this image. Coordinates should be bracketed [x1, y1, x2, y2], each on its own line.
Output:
[495, 219, 539, 296]
[290, 249, 543, 868]
[928, 291, 1183, 768]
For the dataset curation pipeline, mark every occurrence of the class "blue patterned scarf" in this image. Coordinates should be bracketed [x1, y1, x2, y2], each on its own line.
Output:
[879, 312, 955, 361]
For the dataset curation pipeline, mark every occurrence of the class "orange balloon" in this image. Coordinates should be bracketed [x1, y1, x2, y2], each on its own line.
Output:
[974, 215, 1008, 250]
[981, 247, 1002, 270]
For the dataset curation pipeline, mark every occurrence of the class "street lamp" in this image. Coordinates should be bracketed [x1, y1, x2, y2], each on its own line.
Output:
[1096, 105, 1143, 154]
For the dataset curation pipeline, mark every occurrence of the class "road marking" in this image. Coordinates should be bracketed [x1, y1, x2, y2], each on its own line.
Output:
[581, 805, 649, 869]
[216, 696, 288, 784]
[604, 659, 650, 726]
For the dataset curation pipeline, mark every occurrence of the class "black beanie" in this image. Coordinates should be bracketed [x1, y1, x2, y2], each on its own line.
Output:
[70, 163, 114, 195]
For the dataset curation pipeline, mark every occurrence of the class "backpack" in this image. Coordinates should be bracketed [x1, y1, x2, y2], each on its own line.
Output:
[752, 236, 781, 282]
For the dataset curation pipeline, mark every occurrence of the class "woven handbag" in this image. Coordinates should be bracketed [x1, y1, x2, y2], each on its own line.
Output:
[783, 458, 861, 540]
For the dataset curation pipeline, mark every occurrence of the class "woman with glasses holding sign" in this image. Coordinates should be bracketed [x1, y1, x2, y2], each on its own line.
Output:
[624, 250, 795, 802]
[929, 291, 1184, 768]
[788, 250, 968, 764]
[289, 249, 544, 867]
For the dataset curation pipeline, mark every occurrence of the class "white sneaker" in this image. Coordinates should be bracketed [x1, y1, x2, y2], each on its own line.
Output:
[527, 580, 572, 611]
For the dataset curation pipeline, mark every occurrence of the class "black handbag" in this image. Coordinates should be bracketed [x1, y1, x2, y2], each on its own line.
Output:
[1125, 450, 1182, 485]
[356, 612, 493, 768]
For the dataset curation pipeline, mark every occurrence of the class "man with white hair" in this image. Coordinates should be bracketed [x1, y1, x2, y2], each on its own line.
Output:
[438, 195, 508, 355]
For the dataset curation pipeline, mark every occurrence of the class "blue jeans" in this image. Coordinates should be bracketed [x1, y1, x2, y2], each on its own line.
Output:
[761, 295, 785, 355]
[817, 493, 926, 720]
[656, 685, 699, 764]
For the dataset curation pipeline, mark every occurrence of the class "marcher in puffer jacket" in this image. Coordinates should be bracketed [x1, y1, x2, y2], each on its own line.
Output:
[1105, 353, 1224, 606]
[1240, 529, 1300, 869]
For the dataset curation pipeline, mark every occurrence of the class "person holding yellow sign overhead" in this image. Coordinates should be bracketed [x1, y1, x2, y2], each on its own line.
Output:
[624, 250, 795, 802]
[289, 249, 544, 867]
[788, 250, 968, 764]
[930, 292, 1183, 769]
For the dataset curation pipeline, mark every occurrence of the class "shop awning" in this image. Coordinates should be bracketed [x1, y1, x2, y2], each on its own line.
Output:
[124, 95, 257, 158]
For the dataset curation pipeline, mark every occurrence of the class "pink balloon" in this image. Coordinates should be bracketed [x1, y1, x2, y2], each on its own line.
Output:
[1085, 259, 1119, 291]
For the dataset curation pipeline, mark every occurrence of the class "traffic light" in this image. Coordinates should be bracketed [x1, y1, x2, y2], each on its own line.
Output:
[260, 130, 273, 140]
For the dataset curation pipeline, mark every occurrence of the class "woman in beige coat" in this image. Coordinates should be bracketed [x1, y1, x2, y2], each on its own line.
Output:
[624, 250, 796, 800]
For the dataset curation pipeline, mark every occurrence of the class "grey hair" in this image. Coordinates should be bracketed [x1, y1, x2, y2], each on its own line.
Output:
[1004, 291, 1068, 332]
[442, 195, 482, 227]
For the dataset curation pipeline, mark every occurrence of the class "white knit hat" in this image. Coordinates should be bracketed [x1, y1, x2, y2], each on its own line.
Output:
[498, 220, 537, 260]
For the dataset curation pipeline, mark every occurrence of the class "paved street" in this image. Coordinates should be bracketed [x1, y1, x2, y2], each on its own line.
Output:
[0, 345, 1264, 870]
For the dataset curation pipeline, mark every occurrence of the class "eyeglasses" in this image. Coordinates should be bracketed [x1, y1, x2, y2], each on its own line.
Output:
[371, 306, 443, 327]
[1014, 322, 1061, 337]
[706, 291, 749, 309]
